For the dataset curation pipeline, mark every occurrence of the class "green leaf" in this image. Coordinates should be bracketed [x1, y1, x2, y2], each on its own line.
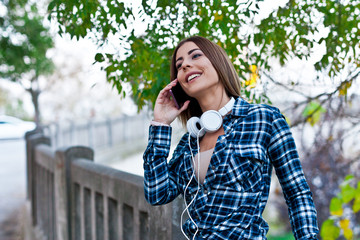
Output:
[329, 197, 343, 216]
[94, 53, 105, 62]
[321, 219, 340, 240]
[302, 101, 326, 126]
[353, 195, 360, 213]
[354, 182, 360, 213]
[47, 0, 56, 11]
[344, 174, 355, 182]
[341, 184, 356, 204]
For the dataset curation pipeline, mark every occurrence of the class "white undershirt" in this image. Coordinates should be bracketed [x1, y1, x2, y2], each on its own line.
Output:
[193, 148, 214, 184]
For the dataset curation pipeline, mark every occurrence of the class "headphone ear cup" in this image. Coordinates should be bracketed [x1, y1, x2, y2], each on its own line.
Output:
[200, 110, 223, 133]
[187, 117, 205, 138]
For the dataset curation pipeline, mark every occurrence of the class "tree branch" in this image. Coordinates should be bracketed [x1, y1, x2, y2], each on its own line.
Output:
[262, 69, 360, 127]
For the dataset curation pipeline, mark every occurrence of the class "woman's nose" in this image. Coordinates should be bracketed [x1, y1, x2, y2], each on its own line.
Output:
[181, 61, 191, 71]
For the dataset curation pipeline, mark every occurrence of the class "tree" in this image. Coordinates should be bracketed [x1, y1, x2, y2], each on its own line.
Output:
[47, 0, 359, 108]
[254, 0, 360, 229]
[47, 0, 273, 108]
[0, 86, 31, 119]
[0, 0, 55, 125]
[48, 0, 360, 230]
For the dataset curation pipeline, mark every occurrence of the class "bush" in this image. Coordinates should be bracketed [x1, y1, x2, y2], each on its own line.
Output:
[320, 175, 360, 240]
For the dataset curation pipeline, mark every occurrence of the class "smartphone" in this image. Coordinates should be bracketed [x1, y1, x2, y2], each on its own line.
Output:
[169, 82, 190, 109]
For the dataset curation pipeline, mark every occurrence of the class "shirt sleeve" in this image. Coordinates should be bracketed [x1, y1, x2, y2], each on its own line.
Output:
[268, 109, 319, 240]
[143, 125, 180, 205]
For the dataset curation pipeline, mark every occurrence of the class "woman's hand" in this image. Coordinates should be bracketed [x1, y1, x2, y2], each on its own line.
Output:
[153, 79, 190, 125]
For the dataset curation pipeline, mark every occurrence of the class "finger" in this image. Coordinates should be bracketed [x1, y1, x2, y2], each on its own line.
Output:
[178, 100, 190, 113]
[167, 79, 178, 89]
[163, 91, 171, 100]
[161, 79, 178, 94]
[163, 84, 174, 93]
[158, 86, 172, 97]
[158, 89, 173, 103]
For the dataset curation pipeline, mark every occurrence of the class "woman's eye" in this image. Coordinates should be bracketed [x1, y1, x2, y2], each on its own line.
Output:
[176, 63, 182, 69]
[193, 53, 201, 59]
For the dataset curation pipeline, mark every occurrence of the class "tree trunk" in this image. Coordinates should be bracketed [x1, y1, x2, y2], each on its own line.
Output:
[28, 88, 41, 126]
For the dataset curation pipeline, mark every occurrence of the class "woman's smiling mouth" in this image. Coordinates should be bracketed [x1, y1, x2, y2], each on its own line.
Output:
[186, 72, 202, 82]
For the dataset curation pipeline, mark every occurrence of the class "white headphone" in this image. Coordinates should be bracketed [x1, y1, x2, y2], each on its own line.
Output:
[186, 97, 235, 138]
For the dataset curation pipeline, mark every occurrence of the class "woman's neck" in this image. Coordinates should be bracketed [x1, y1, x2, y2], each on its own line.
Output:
[197, 90, 231, 113]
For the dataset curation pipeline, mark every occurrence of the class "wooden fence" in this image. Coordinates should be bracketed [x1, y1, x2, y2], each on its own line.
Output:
[25, 130, 185, 240]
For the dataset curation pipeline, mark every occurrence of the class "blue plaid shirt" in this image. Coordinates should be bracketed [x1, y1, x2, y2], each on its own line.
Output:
[143, 97, 319, 239]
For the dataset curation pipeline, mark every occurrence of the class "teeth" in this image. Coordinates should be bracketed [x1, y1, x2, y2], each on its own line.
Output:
[188, 74, 201, 82]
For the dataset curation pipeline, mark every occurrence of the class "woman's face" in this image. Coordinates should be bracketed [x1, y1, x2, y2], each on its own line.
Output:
[175, 41, 222, 98]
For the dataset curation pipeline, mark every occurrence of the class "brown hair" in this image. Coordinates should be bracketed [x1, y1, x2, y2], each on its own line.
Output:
[170, 36, 241, 126]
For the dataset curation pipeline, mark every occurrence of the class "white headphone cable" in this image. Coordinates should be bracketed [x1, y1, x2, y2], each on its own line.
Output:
[180, 128, 203, 240]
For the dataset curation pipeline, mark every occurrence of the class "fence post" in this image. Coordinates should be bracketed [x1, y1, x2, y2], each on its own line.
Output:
[25, 130, 51, 226]
[55, 146, 94, 240]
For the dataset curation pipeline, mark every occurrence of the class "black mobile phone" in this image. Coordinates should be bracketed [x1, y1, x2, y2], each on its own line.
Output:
[169, 82, 190, 109]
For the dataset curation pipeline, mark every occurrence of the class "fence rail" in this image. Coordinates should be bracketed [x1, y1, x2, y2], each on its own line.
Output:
[25, 130, 185, 240]
[42, 113, 150, 150]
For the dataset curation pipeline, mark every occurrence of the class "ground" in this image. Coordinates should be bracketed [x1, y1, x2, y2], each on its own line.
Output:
[0, 209, 23, 240]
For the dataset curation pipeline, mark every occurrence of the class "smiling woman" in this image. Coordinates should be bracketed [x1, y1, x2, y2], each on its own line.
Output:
[143, 36, 319, 240]
[171, 37, 242, 127]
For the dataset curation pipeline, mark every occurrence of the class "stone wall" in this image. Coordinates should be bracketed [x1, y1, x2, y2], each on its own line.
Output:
[25, 130, 185, 240]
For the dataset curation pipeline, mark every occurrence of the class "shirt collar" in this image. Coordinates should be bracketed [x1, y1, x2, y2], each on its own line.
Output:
[230, 97, 250, 118]
[187, 97, 249, 144]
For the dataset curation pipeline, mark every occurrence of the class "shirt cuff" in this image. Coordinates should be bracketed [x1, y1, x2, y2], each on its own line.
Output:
[150, 120, 170, 127]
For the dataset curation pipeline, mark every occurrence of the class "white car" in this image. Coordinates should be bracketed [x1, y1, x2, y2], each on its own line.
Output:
[0, 115, 36, 140]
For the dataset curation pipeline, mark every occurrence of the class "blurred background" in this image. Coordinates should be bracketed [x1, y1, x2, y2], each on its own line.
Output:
[1, 0, 359, 239]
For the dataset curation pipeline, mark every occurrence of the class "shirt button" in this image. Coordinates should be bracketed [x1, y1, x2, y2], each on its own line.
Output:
[190, 222, 197, 233]
[203, 189, 208, 194]
[211, 166, 216, 170]
[187, 170, 192, 175]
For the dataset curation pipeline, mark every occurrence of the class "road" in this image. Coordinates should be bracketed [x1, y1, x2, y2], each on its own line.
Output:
[0, 139, 26, 236]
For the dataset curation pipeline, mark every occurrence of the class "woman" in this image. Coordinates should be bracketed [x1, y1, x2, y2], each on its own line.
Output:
[143, 36, 319, 239]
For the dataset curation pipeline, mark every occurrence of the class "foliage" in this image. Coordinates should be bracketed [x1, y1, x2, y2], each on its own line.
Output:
[0, 0, 55, 124]
[302, 101, 327, 126]
[320, 175, 360, 240]
[44, 0, 249, 107]
[47, 0, 359, 111]
[255, 0, 360, 77]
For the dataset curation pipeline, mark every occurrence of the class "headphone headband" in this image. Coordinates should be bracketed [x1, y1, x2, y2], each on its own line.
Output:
[218, 97, 235, 116]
